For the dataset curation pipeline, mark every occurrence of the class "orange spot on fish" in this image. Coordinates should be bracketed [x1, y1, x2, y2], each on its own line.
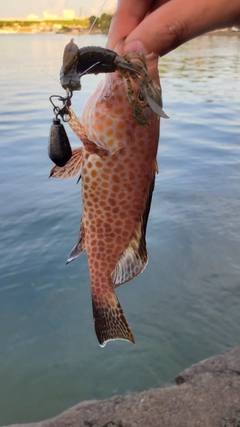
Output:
[102, 167, 111, 174]
[114, 227, 122, 235]
[117, 121, 124, 129]
[112, 174, 120, 183]
[115, 108, 124, 115]
[129, 171, 135, 181]
[106, 118, 113, 126]
[89, 223, 96, 232]
[117, 142, 125, 149]
[95, 161, 103, 168]
[108, 139, 114, 147]
[91, 169, 97, 178]
[125, 183, 133, 192]
[102, 173, 109, 181]
[106, 128, 113, 137]
[112, 184, 120, 192]
[112, 207, 120, 214]
[106, 161, 114, 168]
[108, 198, 117, 206]
[115, 131, 122, 140]
[90, 181, 98, 191]
[117, 95, 123, 103]
[102, 181, 109, 189]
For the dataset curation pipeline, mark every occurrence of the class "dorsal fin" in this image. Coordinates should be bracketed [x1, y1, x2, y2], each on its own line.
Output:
[49, 147, 83, 179]
[111, 166, 156, 288]
[66, 221, 85, 264]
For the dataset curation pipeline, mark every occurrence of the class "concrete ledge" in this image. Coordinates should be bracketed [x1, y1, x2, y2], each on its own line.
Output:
[4, 346, 240, 427]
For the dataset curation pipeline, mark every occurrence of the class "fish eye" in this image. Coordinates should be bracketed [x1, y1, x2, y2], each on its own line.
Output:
[137, 90, 146, 104]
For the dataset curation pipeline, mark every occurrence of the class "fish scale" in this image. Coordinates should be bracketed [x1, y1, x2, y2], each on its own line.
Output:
[50, 52, 162, 346]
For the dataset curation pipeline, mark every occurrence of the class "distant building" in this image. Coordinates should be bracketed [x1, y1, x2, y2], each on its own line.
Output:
[26, 14, 39, 21]
[43, 11, 59, 20]
[63, 10, 75, 20]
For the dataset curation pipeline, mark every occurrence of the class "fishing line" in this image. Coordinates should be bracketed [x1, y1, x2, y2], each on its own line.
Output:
[41, 69, 59, 83]
[42, 0, 111, 83]
[80, 0, 109, 46]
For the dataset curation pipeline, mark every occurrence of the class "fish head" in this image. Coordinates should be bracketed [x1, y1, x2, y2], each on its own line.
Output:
[81, 52, 162, 155]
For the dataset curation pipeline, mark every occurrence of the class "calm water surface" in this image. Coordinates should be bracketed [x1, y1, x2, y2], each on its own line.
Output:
[0, 33, 240, 425]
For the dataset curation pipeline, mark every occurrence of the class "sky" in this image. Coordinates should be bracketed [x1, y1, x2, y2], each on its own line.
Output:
[0, 0, 117, 19]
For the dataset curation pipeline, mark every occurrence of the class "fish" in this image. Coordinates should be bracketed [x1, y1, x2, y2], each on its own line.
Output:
[50, 51, 164, 346]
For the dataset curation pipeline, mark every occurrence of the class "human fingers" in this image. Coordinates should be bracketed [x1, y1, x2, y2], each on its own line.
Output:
[106, 0, 153, 50]
[123, 0, 240, 56]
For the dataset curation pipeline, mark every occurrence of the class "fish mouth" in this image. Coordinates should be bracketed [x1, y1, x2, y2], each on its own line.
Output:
[98, 72, 124, 100]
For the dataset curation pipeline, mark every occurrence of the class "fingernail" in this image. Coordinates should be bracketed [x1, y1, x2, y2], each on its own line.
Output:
[123, 40, 149, 55]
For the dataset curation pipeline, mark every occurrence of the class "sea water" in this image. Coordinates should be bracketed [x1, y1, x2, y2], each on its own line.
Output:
[0, 33, 240, 424]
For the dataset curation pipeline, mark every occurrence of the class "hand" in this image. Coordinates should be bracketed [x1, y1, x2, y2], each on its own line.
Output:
[107, 0, 240, 56]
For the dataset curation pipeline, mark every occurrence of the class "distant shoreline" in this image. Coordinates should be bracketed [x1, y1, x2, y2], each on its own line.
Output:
[0, 14, 112, 35]
[0, 26, 239, 36]
[0, 28, 109, 35]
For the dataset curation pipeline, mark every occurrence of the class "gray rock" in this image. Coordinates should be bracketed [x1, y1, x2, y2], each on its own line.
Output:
[3, 346, 240, 427]
[176, 345, 240, 384]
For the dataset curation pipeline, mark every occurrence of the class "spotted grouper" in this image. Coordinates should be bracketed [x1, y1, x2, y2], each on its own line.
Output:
[50, 51, 166, 346]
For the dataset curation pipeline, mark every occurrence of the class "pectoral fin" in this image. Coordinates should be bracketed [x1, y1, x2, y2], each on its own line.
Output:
[49, 147, 83, 178]
[68, 107, 109, 156]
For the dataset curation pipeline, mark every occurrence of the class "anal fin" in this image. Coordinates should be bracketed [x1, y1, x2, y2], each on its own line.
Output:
[111, 167, 156, 288]
[92, 292, 134, 347]
[111, 221, 148, 287]
[66, 220, 85, 264]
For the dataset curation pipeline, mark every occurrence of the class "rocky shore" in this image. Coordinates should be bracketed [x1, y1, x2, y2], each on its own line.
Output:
[3, 346, 240, 427]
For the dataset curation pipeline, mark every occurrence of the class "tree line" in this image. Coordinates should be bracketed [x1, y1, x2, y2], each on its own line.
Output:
[0, 13, 113, 30]
[89, 13, 112, 30]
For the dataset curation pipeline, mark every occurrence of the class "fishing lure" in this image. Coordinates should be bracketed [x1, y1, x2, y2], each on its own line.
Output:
[59, 39, 168, 123]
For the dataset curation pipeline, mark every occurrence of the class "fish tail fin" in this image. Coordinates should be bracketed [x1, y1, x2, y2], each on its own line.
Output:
[92, 292, 135, 347]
